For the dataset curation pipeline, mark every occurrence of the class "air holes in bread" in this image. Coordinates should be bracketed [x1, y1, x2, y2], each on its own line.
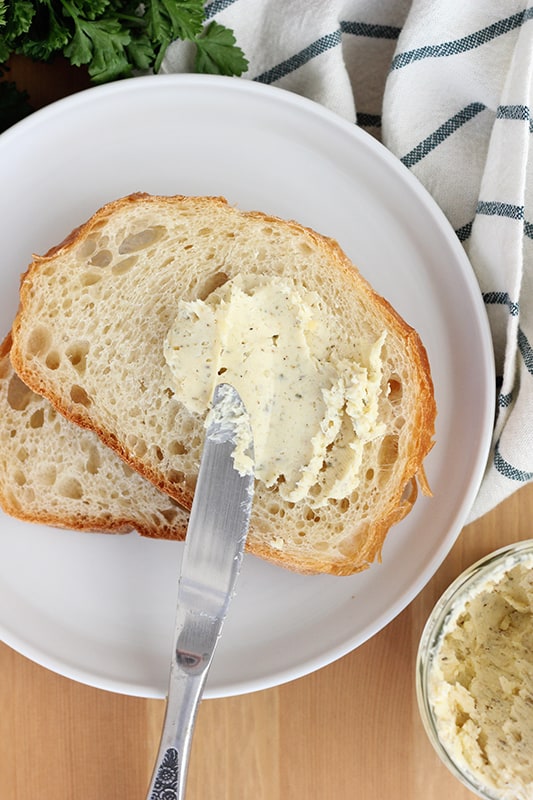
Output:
[78, 237, 97, 258]
[387, 376, 403, 404]
[168, 469, 185, 485]
[169, 440, 188, 456]
[16, 447, 28, 462]
[30, 409, 44, 429]
[85, 444, 101, 475]
[80, 270, 103, 287]
[134, 438, 147, 456]
[126, 435, 147, 458]
[66, 341, 89, 373]
[197, 271, 229, 301]
[45, 351, 61, 370]
[90, 250, 113, 268]
[112, 256, 138, 276]
[118, 225, 166, 254]
[57, 476, 83, 500]
[378, 435, 399, 468]
[27, 325, 52, 357]
[7, 373, 33, 411]
[38, 465, 56, 487]
[160, 507, 179, 524]
[13, 469, 26, 486]
[70, 384, 91, 407]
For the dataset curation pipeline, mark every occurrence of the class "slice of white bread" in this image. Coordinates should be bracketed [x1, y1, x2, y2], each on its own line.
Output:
[11, 193, 436, 575]
[0, 333, 189, 538]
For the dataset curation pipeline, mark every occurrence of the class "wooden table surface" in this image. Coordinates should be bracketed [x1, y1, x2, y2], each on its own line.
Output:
[2, 57, 532, 800]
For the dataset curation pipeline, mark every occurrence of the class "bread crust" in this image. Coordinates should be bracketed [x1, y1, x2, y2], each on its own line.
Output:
[11, 193, 436, 575]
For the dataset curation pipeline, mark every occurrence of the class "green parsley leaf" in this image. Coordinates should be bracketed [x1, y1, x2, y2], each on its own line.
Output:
[64, 16, 131, 82]
[146, 0, 204, 72]
[147, 0, 204, 43]
[4, 0, 35, 40]
[126, 33, 156, 72]
[195, 21, 248, 77]
[17, 3, 70, 61]
[0, 2, 10, 63]
[67, 0, 113, 23]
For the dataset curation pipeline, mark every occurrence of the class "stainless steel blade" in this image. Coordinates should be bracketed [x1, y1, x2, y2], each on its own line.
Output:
[146, 383, 254, 800]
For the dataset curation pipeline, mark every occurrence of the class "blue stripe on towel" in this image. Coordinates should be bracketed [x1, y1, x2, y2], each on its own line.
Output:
[391, 7, 533, 70]
[496, 104, 531, 121]
[498, 390, 513, 408]
[477, 201, 524, 220]
[494, 439, 533, 482]
[254, 30, 342, 83]
[400, 103, 486, 167]
[357, 113, 382, 128]
[483, 292, 520, 316]
[457, 217, 532, 242]
[204, 0, 241, 17]
[518, 328, 533, 376]
[340, 21, 401, 39]
[455, 220, 473, 242]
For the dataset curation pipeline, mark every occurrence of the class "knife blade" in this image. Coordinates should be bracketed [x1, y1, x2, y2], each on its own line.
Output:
[146, 383, 254, 800]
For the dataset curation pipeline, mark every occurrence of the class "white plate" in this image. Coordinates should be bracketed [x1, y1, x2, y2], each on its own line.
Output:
[0, 75, 494, 698]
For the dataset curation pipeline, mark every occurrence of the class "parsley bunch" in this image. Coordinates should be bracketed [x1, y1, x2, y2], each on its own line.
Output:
[0, 0, 248, 131]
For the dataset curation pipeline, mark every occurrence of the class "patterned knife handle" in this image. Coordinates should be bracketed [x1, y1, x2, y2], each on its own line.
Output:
[145, 653, 209, 800]
[149, 747, 180, 800]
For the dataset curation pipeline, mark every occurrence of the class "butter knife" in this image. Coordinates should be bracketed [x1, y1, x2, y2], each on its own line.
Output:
[146, 383, 254, 800]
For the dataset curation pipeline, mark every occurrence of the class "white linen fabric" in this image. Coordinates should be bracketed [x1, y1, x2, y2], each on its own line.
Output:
[162, 1, 533, 521]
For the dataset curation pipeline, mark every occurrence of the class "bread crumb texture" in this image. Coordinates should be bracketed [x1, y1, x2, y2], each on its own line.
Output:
[10, 194, 436, 574]
[0, 335, 188, 538]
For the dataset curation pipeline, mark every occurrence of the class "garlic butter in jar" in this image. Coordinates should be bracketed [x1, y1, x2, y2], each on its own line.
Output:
[416, 540, 533, 800]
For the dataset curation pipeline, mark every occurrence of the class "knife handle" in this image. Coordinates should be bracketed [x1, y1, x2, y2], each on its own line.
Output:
[146, 661, 209, 800]
[148, 747, 181, 799]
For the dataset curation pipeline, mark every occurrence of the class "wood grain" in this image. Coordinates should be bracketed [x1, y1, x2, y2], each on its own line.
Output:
[2, 55, 532, 800]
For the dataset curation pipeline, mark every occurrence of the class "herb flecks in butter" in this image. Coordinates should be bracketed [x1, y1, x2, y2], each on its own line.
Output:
[164, 275, 386, 507]
[429, 558, 533, 800]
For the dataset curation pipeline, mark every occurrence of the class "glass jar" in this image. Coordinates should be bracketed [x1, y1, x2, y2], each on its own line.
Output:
[416, 540, 533, 800]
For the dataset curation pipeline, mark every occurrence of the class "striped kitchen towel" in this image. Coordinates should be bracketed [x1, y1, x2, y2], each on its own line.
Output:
[163, 0, 533, 522]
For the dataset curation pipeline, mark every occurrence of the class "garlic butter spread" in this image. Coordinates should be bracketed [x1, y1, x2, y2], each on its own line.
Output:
[164, 275, 386, 507]
[205, 383, 254, 477]
[429, 557, 533, 800]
